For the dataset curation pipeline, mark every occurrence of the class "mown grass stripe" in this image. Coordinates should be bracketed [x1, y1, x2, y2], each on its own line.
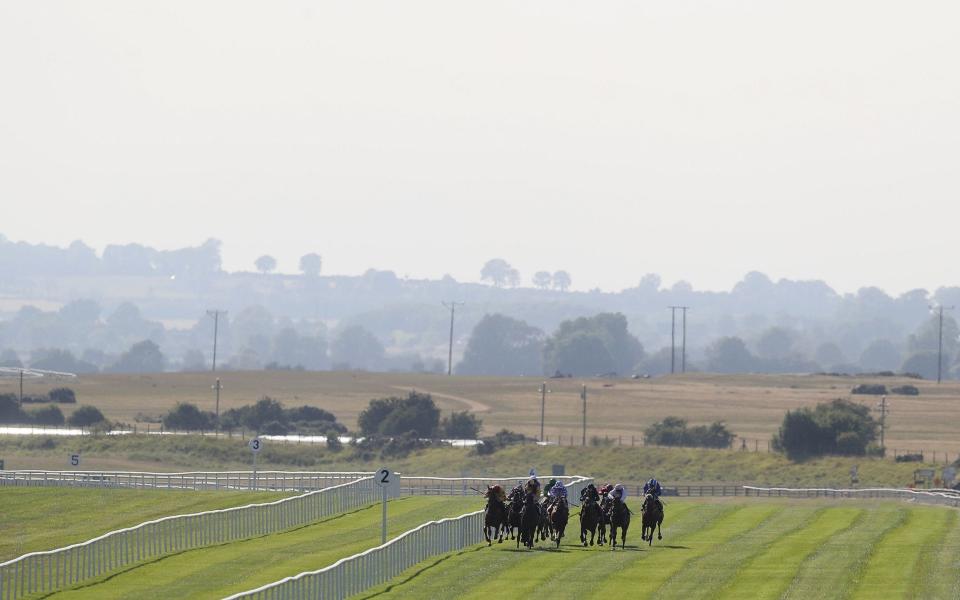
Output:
[908, 508, 958, 599]
[781, 503, 904, 600]
[715, 506, 861, 600]
[911, 508, 960, 599]
[849, 506, 952, 600]
[594, 503, 783, 599]
[652, 504, 830, 600]
[44, 497, 477, 600]
[354, 501, 712, 599]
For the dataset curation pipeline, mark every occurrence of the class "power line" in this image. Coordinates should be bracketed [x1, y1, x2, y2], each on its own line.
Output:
[441, 301, 464, 376]
[206, 309, 227, 372]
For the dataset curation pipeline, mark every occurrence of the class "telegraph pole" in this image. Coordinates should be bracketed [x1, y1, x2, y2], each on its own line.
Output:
[930, 305, 954, 384]
[876, 395, 889, 449]
[206, 309, 227, 372]
[538, 381, 550, 441]
[18, 368, 23, 409]
[441, 301, 464, 376]
[669, 306, 690, 373]
[212, 378, 223, 431]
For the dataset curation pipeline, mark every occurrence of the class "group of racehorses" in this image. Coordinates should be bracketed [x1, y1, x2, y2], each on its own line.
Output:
[482, 484, 664, 550]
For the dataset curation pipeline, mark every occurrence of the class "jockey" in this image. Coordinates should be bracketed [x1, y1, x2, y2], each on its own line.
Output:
[549, 480, 567, 501]
[525, 476, 541, 497]
[544, 478, 558, 497]
[598, 483, 613, 498]
[643, 478, 663, 498]
[580, 483, 600, 503]
[608, 483, 627, 503]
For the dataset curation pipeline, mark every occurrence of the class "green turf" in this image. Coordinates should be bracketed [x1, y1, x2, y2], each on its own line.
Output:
[354, 499, 960, 600]
[44, 496, 479, 600]
[0, 487, 288, 562]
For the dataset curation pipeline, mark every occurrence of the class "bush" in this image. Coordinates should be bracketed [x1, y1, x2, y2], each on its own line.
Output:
[473, 429, 527, 456]
[851, 384, 887, 395]
[30, 405, 65, 426]
[772, 399, 878, 460]
[891, 385, 919, 396]
[285, 406, 346, 433]
[440, 411, 482, 439]
[220, 397, 345, 434]
[48, 388, 77, 403]
[68, 405, 107, 427]
[895, 453, 924, 463]
[0, 394, 28, 424]
[18, 394, 48, 404]
[326, 430, 343, 452]
[644, 416, 735, 449]
[162, 403, 216, 431]
[358, 392, 440, 437]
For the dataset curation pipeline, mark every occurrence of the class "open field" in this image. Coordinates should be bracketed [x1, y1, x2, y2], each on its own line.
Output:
[3, 371, 957, 455]
[0, 436, 943, 488]
[0, 487, 288, 562]
[42, 496, 477, 600]
[357, 499, 960, 600]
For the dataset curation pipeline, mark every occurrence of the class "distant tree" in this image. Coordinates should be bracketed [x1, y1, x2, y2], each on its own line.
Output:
[756, 327, 795, 360]
[859, 339, 901, 372]
[773, 399, 878, 460]
[637, 273, 661, 293]
[705, 337, 756, 373]
[901, 351, 940, 380]
[109, 340, 166, 373]
[456, 314, 544, 376]
[48, 387, 77, 404]
[908, 315, 960, 356]
[30, 404, 65, 426]
[180, 349, 207, 372]
[542, 313, 643, 376]
[480, 259, 517, 288]
[0, 349, 22, 368]
[634, 347, 675, 376]
[163, 402, 216, 431]
[814, 342, 846, 369]
[299, 253, 322, 277]
[440, 411, 483, 438]
[532, 271, 552, 290]
[331, 325, 384, 370]
[59, 299, 101, 325]
[358, 391, 440, 437]
[552, 270, 572, 292]
[68, 405, 106, 427]
[272, 328, 329, 371]
[0, 394, 27, 424]
[30, 349, 99, 374]
[644, 417, 735, 449]
[255, 255, 277, 274]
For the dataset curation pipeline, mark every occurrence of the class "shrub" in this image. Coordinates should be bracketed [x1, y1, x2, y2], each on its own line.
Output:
[851, 384, 887, 395]
[49, 388, 77, 403]
[644, 416, 735, 449]
[895, 453, 924, 463]
[358, 392, 440, 437]
[220, 397, 345, 434]
[68, 405, 106, 427]
[891, 385, 919, 396]
[473, 429, 527, 455]
[772, 399, 878, 460]
[440, 411, 482, 439]
[30, 405, 65, 426]
[285, 406, 346, 433]
[162, 402, 216, 431]
[18, 394, 48, 404]
[326, 430, 343, 452]
[0, 394, 28, 424]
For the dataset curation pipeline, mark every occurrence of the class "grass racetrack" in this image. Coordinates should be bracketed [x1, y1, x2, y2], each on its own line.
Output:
[355, 499, 960, 600]
[0, 487, 288, 562]
[41, 496, 477, 600]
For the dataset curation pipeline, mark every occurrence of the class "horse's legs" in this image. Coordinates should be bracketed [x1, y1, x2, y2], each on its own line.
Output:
[658, 518, 663, 540]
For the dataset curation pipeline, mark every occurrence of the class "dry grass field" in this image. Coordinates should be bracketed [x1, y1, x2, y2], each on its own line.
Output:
[3, 370, 959, 456]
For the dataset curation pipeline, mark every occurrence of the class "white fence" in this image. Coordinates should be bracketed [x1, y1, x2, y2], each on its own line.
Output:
[225, 476, 594, 600]
[0, 476, 377, 600]
[0, 470, 373, 492]
[743, 486, 960, 507]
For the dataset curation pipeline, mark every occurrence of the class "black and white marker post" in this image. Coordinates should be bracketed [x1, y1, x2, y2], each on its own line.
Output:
[249, 437, 262, 490]
[375, 466, 394, 544]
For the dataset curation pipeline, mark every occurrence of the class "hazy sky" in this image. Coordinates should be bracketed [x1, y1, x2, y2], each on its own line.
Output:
[1, 1, 957, 294]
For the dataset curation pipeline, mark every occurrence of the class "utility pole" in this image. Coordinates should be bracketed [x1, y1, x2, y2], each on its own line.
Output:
[441, 301, 463, 376]
[206, 310, 227, 372]
[581, 384, 587, 446]
[18, 368, 23, 409]
[930, 305, 954, 384]
[669, 306, 690, 373]
[212, 378, 223, 431]
[875, 395, 889, 449]
[538, 381, 551, 441]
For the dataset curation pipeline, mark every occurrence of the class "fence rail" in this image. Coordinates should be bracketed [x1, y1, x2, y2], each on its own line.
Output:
[0, 470, 373, 492]
[742, 485, 960, 507]
[225, 475, 594, 600]
[0, 476, 377, 600]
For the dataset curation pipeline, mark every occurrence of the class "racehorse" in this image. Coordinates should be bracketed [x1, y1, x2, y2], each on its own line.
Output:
[579, 496, 602, 546]
[483, 486, 507, 545]
[537, 496, 553, 541]
[640, 493, 664, 546]
[608, 496, 631, 549]
[596, 496, 611, 545]
[518, 494, 540, 549]
[506, 487, 524, 540]
[548, 497, 569, 548]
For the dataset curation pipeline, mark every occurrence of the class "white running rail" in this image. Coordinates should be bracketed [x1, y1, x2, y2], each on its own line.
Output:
[0, 476, 377, 600]
[0, 470, 373, 492]
[224, 476, 594, 600]
[743, 486, 960, 507]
